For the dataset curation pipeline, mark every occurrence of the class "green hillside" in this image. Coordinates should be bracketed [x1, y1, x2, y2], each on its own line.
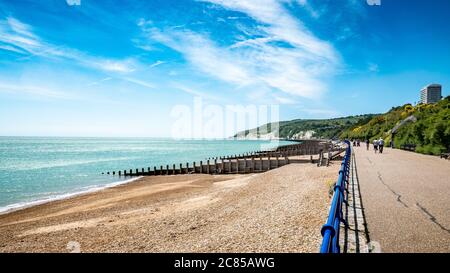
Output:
[340, 96, 450, 155]
[235, 114, 375, 140]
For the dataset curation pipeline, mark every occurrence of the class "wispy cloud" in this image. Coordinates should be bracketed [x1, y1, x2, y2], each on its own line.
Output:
[121, 77, 155, 89]
[273, 95, 298, 104]
[171, 82, 224, 102]
[298, 107, 341, 117]
[295, 0, 321, 19]
[138, 0, 340, 99]
[150, 60, 166, 68]
[149, 29, 252, 86]
[86, 77, 113, 87]
[0, 83, 78, 100]
[0, 17, 137, 73]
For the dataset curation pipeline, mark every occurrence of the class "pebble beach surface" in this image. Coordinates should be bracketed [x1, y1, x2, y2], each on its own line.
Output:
[0, 161, 339, 253]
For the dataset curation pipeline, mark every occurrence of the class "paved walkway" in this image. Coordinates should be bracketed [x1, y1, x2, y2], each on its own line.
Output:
[354, 146, 450, 253]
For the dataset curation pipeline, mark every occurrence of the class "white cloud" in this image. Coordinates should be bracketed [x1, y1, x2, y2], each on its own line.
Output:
[149, 28, 253, 86]
[294, 0, 321, 19]
[139, 0, 340, 99]
[149, 60, 166, 68]
[0, 17, 137, 73]
[202, 0, 337, 59]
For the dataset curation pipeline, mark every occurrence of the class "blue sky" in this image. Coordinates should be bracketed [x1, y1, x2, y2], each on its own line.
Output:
[0, 0, 449, 137]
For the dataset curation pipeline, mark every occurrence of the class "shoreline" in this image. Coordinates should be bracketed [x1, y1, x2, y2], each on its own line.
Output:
[0, 176, 144, 215]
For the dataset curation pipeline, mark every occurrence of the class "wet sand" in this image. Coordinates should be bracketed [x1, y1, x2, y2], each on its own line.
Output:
[0, 161, 339, 253]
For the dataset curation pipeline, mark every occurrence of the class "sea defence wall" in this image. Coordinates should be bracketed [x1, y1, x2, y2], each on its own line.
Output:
[104, 140, 341, 177]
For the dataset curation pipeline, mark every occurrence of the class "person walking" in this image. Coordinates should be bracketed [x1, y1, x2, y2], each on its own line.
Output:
[366, 139, 370, 150]
[373, 139, 378, 153]
[378, 138, 385, 154]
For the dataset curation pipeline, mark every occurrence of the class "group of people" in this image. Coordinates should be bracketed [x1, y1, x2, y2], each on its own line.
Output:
[352, 139, 361, 147]
[366, 138, 385, 153]
[353, 138, 385, 153]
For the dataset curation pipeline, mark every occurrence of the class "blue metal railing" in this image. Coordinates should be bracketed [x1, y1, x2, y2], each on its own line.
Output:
[320, 140, 351, 253]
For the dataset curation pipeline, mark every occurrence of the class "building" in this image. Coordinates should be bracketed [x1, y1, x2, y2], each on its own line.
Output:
[420, 84, 442, 104]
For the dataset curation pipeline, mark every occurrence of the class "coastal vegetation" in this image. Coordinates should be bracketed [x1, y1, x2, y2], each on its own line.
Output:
[241, 96, 450, 156]
[235, 115, 375, 140]
[340, 96, 450, 155]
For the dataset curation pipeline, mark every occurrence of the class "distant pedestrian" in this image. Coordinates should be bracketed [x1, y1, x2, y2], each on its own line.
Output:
[357, 140, 361, 147]
[366, 139, 370, 150]
[378, 138, 385, 154]
[389, 139, 393, 148]
[373, 139, 378, 153]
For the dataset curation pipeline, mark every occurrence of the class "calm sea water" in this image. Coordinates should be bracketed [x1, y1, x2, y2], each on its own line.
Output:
[0, 137, 293, 212]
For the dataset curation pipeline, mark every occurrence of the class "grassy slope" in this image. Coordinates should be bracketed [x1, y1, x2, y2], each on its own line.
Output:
[340, 96, 450, 155]
[235, 114, 375, 140]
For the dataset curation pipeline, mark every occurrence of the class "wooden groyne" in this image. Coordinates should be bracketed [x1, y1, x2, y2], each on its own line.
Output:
[103, 140, 341, 177]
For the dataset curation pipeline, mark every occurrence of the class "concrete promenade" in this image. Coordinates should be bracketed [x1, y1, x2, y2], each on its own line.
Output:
[354, 146, 450, 252]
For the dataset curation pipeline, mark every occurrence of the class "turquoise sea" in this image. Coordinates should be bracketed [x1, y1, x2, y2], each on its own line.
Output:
[0, 137, 293, 213]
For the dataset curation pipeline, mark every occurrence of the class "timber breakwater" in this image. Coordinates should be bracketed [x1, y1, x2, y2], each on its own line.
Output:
[104, 140, 342, 177]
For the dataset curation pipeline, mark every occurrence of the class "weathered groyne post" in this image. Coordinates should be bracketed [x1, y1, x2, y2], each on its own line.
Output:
[244, 157, 248, 173]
